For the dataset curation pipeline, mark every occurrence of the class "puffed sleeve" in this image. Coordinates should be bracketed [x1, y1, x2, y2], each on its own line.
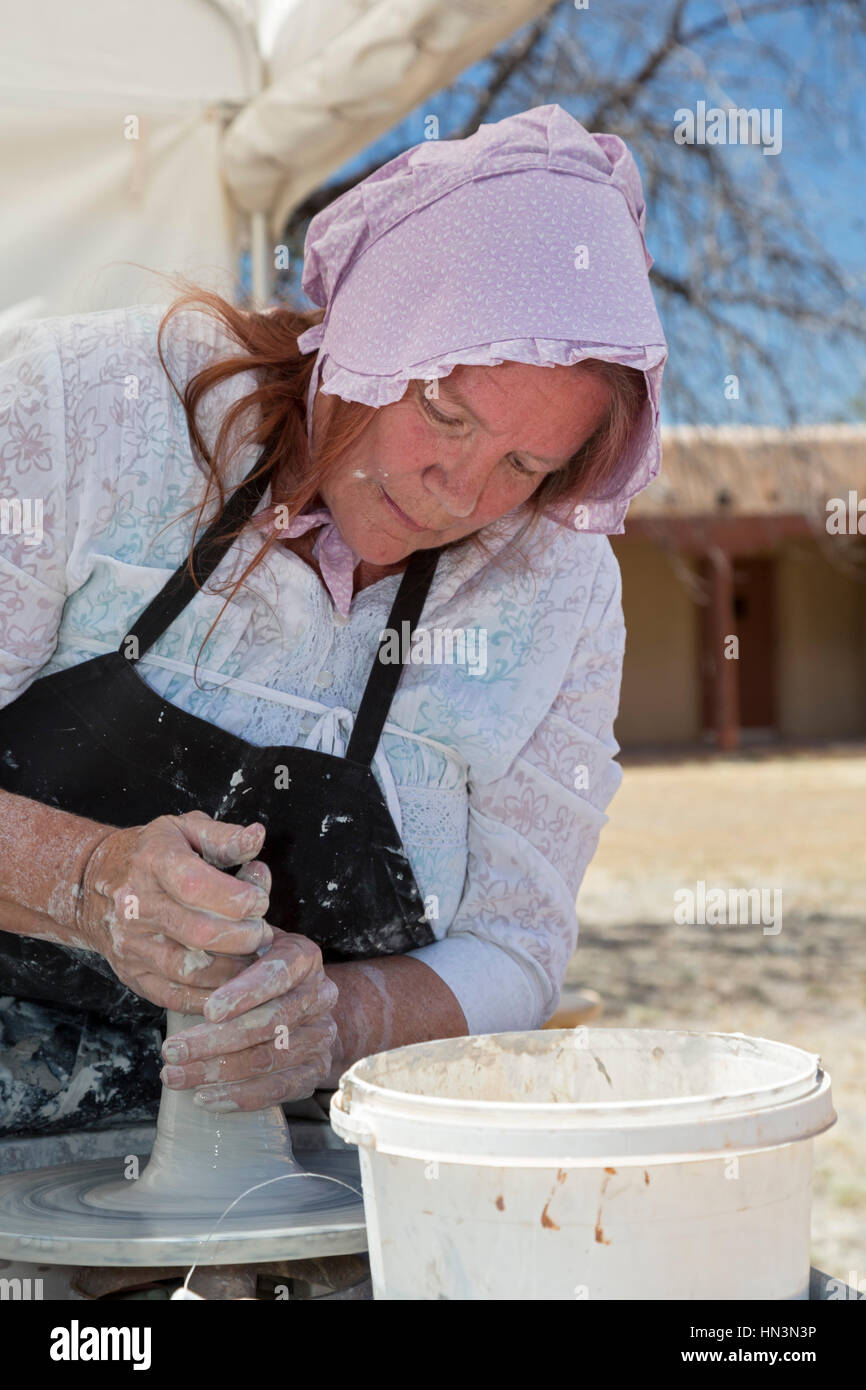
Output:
[0, 302, 254, 712]
[406, 541, 625, 1034]
[0, 317, 71, 709]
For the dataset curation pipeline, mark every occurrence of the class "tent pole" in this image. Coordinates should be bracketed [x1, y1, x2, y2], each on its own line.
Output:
[250, 211, 272, 307]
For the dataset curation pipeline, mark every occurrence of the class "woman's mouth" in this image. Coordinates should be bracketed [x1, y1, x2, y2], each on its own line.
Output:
[378, 485, 427, 532]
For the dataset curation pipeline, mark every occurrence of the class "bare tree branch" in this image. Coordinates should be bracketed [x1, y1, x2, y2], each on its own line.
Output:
[279, 0, 866, 425]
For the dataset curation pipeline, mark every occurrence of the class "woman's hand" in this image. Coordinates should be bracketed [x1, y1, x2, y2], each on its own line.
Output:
[158, 927, 340, 1112]
[74, 810, 274, 1012]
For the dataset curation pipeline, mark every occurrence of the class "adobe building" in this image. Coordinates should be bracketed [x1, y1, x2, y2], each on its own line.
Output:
[612, 424, 866, 751]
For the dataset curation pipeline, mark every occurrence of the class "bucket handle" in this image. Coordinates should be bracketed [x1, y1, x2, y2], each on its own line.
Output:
[331, 1086, 375, 1148]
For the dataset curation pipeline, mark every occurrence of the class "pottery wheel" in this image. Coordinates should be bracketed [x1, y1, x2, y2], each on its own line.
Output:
[0, 1012, 367, 1266]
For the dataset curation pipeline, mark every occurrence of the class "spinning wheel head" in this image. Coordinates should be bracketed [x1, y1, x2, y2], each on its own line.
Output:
[0, 1013, 366, 1266]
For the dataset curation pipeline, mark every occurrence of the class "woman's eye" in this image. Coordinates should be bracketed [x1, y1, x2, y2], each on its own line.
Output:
[509, 456, 535, 478]
[421, 396, 460, 427]
[420, 392, 536, 479]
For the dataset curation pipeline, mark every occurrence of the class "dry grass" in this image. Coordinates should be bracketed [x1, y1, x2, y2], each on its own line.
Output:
[569, 745, 866, 1285]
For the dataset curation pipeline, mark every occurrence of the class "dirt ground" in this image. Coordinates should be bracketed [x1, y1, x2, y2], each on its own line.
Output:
[568, 743, 866, 1286]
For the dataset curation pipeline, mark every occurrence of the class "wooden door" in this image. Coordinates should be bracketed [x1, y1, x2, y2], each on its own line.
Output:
[700, 554, 777, 735]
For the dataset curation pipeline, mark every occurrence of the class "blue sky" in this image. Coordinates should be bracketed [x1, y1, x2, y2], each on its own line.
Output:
[265, 2, 866, 425]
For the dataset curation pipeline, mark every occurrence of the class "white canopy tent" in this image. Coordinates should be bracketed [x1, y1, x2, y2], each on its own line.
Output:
[0, 0, 554, 324]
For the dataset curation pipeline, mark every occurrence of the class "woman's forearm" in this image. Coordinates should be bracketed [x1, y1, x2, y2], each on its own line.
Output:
[0, 896, 79, 945]
[0, 786, 472, 1080]
[0, 787, 115, 943]
[323, 955, 469, 1083]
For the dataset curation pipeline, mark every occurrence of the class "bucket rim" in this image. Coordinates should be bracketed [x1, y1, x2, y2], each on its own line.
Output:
[330, 1071, 835, 1163]
[335, 1027, 825, 1120]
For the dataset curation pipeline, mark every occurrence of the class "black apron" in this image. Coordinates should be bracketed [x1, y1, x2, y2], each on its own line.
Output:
[0, 449, 440, 1027]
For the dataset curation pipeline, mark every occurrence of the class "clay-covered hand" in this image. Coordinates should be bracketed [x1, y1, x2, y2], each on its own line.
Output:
[74, 810, 273, 1012]
[158, 925, 340, 1112]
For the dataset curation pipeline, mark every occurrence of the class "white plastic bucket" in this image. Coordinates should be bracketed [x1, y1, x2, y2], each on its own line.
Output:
[330, 1028, 835, 1300]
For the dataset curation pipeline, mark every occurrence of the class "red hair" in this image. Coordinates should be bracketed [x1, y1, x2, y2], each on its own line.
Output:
[155, 280, 646, 659]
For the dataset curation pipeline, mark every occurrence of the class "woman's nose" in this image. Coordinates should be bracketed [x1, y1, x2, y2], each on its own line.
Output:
[423, 449, 496, 519]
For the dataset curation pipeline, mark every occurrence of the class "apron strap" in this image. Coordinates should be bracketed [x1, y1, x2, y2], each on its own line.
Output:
[346, 545, 442, 767]
[122, 447, 276, 659]
[119, 436, 442, 768]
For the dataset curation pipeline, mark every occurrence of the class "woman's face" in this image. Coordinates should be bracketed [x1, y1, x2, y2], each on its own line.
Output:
[316, 361, 612, 565]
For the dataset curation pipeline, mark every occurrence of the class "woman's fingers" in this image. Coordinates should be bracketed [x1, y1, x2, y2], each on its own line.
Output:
[175, 811, 266, 871]
[152, 824, 270, 923]
[133, 973, 214, 1014]
[162, 975, 326, 1063]
[192, 1058, 334, 1113]
[161, 1019, 337, 1090]
[235, 857, 272, 895]
[152, 924, 341, 1109]
[125, 934, 252, 989]
[108, 895, 271, 959]
[203, 931, 326, 1023]
[76, 814, 278, 1010]
[160, 903, 273, 956]
[156, 855, 269, 926]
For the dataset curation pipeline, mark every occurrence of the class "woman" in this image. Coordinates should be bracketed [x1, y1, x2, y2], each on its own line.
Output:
[0, 105, 667, 1133]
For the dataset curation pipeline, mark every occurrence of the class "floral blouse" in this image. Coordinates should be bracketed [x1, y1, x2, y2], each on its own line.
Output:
[0, 302, 626, 1034]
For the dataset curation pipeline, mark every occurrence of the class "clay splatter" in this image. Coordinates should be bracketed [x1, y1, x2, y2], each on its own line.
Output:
[593, 1054, 613, 1087]
[595, 1169, 615, 1245]
[181, 948, 211, 978]
[541, 1200, 559, 1230]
